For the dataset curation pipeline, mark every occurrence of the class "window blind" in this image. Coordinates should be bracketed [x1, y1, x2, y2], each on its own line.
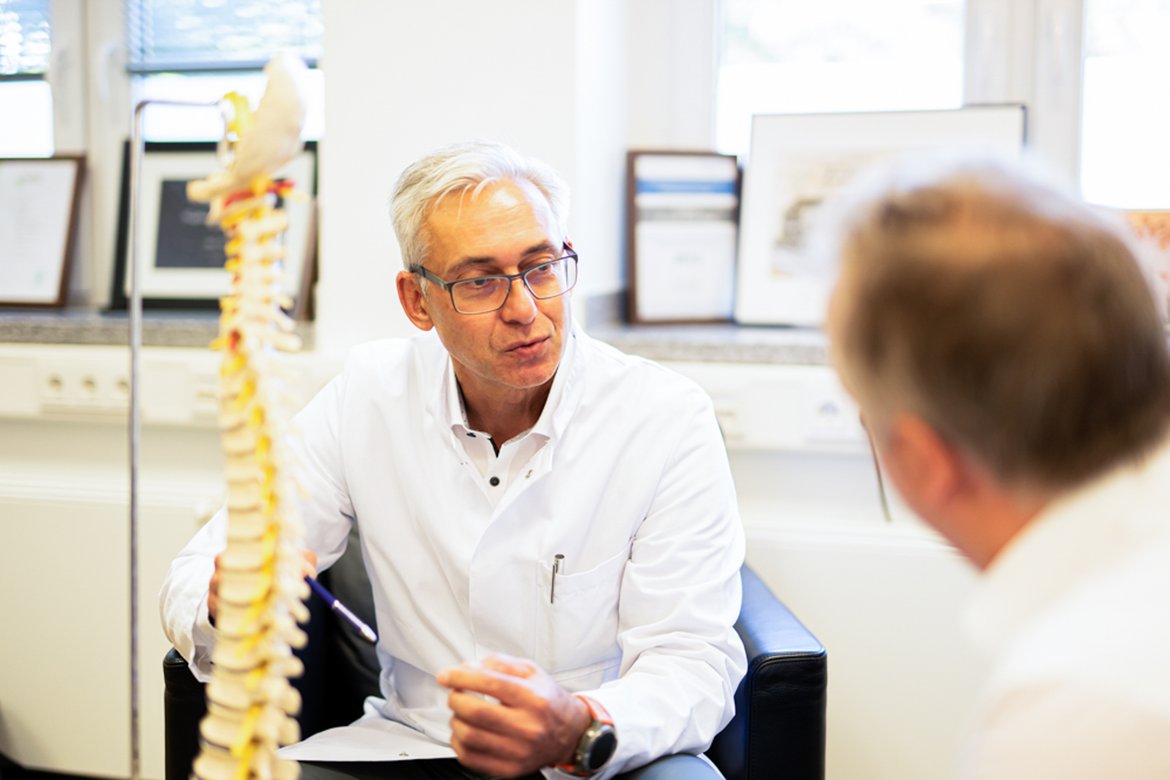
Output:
[125, 0, 321, 73]
[0, 0, 52, 77]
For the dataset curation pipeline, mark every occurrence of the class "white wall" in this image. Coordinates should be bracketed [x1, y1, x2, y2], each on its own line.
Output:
[626, 0, 719, 149]
[667, 361, 989, 780]
[733, 450, 988, 780]
[314, 0, 717, 353]
[316, 0, 631, 353]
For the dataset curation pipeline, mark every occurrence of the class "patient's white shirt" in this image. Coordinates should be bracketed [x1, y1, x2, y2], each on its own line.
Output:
[961, 439, 1170, 779]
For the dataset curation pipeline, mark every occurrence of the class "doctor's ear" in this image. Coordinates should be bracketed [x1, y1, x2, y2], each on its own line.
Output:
[397, 271, 434, 331]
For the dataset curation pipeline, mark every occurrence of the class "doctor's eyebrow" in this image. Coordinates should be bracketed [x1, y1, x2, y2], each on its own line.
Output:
[448, 242, 561, 274]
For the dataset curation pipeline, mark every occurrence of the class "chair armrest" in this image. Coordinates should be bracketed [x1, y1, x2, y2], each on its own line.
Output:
[164, 647, 207, 780]
[707, 565, 827, 780]
[163, 534, 368, 780]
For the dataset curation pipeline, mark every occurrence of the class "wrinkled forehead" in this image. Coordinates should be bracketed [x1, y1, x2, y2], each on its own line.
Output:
[429, 176, 551, 220]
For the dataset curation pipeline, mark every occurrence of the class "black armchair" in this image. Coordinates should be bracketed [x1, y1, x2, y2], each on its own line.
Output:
[164, 543, 826, 780]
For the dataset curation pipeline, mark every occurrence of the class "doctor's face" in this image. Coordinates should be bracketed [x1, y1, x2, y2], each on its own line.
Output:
[400, 178, 571, 401]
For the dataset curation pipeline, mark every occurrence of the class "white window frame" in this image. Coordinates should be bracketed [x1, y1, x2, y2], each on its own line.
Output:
[965, 0, 1085, 188]
[700, 0, 1085, 185]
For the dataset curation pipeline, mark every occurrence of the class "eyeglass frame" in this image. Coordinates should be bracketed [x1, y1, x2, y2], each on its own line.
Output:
[410, 246, 579, 315]
[860, 415, 894, 524]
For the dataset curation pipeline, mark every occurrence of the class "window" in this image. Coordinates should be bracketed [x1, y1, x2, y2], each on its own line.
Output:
[716, 0, 966, 155]
[1079, 0, 1170, 207]
[125, 0, 324, 141]
[0, 0, 54, 155]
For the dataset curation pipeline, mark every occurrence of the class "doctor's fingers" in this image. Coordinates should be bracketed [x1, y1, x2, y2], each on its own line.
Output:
[482, 653, 538, 678]
[449, 713, 534, 759]
[300, 548, 318, 579]
[448, 727, 538, 780]
[208, 553, 223, 620]
[439, 664, 543, 708]
[449, 708, 564, 778]
[447, 689, 547, 740]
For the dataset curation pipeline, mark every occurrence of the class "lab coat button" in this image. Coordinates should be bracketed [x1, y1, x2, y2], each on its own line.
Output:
[489, 476, 500, 487]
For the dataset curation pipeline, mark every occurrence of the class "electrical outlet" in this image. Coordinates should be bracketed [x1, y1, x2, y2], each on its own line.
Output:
[802, 375, 864, 449]
[38, 355, 130, 416]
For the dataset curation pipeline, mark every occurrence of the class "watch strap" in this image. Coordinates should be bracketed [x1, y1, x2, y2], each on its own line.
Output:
[554, 695, 616, 776]
[576, 694, 613, 726]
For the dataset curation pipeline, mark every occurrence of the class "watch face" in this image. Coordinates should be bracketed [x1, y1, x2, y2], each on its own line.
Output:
[583, 727, 617, 771]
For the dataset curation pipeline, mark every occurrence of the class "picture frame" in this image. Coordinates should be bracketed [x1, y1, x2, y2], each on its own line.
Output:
[0, 156, 85, 308]
[734, 105, 1027, 326]
[1124, 209, 1170, 326]
[110, 140, 317, 312]
[626, 150, 740, 323]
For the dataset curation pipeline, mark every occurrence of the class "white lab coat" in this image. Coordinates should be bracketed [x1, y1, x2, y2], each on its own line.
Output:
[161, 327, 747, 778]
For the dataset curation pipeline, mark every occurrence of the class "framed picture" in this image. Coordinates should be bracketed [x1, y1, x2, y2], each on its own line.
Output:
[735, 106, 1027, 326]
[0, 156, 85, 308]
[1125, 210, 1170, 324]
[626, 150, 740, 323]
[110, 141, 317, 312]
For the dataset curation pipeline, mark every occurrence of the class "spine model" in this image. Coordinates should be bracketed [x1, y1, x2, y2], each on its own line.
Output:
[187, 54, 310, 780]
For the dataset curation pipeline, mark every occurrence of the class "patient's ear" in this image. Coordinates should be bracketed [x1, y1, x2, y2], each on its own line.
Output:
[884, 413, 965, 514]
[397, 271, 433, 331]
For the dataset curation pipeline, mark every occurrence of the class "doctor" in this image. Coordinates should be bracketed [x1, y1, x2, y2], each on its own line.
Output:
[162, 141, 747, 780]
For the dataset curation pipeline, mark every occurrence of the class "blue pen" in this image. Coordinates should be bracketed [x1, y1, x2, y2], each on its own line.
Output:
[305, 576, 378, 643]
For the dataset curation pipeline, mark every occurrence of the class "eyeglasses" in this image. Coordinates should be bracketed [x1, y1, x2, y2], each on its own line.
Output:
[411, 247, 579, 315]
[860, 415, 894, 524]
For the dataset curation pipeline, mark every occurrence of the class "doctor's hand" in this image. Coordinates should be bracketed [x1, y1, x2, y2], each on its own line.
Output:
[208, 548, 317, 623]
[437, 653, 592, 778]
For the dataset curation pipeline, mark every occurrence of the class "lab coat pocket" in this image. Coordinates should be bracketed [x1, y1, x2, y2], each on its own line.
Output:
[536, 545, 628, 682]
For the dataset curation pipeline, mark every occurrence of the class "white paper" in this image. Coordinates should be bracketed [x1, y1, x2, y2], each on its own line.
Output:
[634, 221, 736, 321]
[0, 160, 78, 303]
[278, 706, 455, 763]
[631, 154, 739, 321]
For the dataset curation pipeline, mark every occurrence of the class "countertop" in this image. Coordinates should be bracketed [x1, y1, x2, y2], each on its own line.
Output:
[0, 308, 830, 365]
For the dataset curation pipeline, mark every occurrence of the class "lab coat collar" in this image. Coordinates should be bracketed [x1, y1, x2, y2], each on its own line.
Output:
[964, 435, 1170, 655]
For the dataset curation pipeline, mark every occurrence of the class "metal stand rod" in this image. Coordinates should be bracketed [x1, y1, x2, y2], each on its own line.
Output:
[127, 98, 218, 780]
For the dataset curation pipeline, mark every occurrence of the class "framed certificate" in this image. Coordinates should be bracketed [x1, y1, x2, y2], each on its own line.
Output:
[110, 141, 317, 312]
[0, 156, 85, 308]
[626, 150, 740, 323]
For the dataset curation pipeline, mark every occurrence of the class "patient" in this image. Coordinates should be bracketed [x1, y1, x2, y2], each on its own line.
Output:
[823, 154, 1170, 778]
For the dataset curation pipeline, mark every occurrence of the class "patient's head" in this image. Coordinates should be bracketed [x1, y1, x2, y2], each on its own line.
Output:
[826, 154, 1170, 498]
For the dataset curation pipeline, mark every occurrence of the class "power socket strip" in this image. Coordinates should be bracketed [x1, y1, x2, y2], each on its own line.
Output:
[38, 355, 131, 415]
[0, 344, 338, 426]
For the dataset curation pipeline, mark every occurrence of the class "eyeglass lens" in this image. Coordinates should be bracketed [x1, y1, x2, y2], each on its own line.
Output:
[451, 256, 577, 314]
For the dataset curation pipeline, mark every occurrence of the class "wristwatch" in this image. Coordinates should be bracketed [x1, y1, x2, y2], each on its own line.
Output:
[557, 695, 617, 777]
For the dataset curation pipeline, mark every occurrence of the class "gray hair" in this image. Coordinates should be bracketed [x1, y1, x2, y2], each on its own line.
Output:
[826, 153, 1170, 491]
[391, 140, 570, 270]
